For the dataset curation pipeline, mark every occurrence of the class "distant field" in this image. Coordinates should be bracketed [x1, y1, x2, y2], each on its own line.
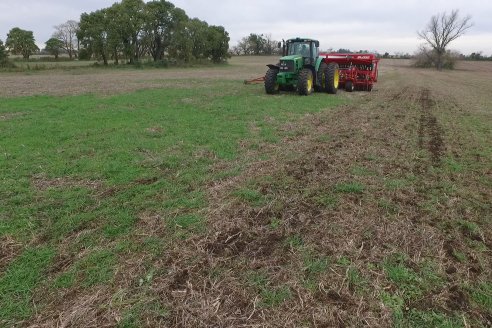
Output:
[0, 57, 491, 327]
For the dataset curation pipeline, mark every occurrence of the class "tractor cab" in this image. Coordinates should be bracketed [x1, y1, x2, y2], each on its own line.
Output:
[282, 38, 319, 65]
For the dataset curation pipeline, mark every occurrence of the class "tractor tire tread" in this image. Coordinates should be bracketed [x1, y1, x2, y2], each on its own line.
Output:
[298, 68, 313, 96]
[265, 68, 279, 94]
[316, 62, 328, 92]
[324, 62, 339, 94]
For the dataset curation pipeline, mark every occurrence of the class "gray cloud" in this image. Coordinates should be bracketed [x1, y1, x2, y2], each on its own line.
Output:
[1, 0, 491, 55]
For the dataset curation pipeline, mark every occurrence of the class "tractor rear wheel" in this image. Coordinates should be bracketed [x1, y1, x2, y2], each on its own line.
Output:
[298, 68, 314, 96]
[265, 68, 279, 94]
[345, 80, 354, 92]
[324, 62, 339, 94]
[316, 62, 328, 91]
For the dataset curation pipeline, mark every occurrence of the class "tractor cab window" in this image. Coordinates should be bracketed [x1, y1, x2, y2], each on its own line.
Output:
[287, 42, 312, 57]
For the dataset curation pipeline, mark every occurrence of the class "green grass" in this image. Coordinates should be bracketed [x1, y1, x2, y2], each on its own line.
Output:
[313, 192, 339, 209]
[469, 282, 492, 311]
[0, 80, 344, 323]
[385, 178, 410, 190]
[285, 234, 304, 249]
[383, 255, 443, 300]
[269, 217, 282, 229]
[233, 188, 265, 205]
[351, 166, 375, 176]
[303, 253, 329, 276]
[380, 254, 455, 326]
[456, 219, 482, 239]
[335, 182, 365, 194]
[117, 298, 169, 328]
[396, 308, 463, 328]
[381, 291, 463, 327]
[0, 247, 55, 324]
[347, 267, 367, 293]
[260, 285, 292, 307]
[247, 271, 292, 308]
[2, 59, 492, 327]
[378, 198, 400, 215]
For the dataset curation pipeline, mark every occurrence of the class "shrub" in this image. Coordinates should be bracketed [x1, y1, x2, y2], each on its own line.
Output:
[413, 46, 460, 69]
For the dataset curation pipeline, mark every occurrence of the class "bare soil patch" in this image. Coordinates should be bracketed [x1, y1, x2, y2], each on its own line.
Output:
[0, 56, 277, 98]
[0, 112, 25, 121]
[31, 175, 103, 192]
[0, 235, 23, 274]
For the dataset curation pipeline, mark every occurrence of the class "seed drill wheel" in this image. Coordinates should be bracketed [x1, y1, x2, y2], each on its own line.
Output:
[298, 68, 314, 96]
[265, 68, 279, 94]
[345, 80, 354, 92]
[324, 62, 339, 94]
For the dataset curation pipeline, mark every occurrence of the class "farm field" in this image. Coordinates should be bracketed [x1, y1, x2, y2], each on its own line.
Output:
[0, 57, 491, 327]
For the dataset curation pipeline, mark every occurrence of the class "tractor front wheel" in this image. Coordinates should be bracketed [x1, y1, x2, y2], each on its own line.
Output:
[298, 68, 314, 96]
[324, 62, 339, 94]
[265, 68, 279, 94]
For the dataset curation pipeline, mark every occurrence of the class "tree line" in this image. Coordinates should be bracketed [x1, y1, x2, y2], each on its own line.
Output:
[230, 33, 281, 56]
[1, 0, 230, 65]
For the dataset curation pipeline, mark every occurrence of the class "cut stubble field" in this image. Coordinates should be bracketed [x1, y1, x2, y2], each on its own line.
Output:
[0, 57, 491, 327]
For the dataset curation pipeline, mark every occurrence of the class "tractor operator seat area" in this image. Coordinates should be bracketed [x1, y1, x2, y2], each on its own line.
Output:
[287, 41, 313, 58]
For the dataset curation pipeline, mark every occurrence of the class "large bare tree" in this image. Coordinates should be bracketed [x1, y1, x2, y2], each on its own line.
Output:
[418, 10, 472, 70]
[53, 20, 79, 59]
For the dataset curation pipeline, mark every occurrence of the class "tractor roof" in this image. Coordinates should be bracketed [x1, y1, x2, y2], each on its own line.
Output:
[286, 37, 319, 43]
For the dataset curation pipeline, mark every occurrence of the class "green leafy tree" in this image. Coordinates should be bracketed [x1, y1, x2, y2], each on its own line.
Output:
[105, 4, 125, 64]
[114, 0, 146, 64]
[45, 38, 64, 59]
[143, 0, 177, 61]
[5, 27, 39, 59]
[168, 16, 193, 62]
[169, 19, 229, 63]
[188, 19, 210, 59]
[76, 0, 229, 65]
[144, 2, 188, 62]
[78, 10, 110, 64]
[206, 25, 230, 62]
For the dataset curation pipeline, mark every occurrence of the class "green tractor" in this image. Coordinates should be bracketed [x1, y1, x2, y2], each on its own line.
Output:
[265, 37, 339, 96]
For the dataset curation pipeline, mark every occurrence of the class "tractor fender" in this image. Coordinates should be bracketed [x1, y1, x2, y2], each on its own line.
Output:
[303, 64, 316, 80]
[314, 57, 324, 72]
[267, 64, 280, 70]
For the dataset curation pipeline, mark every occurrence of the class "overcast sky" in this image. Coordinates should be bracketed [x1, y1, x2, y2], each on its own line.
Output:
[1, 0, 491, 55]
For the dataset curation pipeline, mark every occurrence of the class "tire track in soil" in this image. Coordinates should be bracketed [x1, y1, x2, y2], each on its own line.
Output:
[416, 88, 445, 171]
[391, 86, 410, 101]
